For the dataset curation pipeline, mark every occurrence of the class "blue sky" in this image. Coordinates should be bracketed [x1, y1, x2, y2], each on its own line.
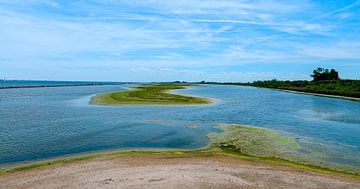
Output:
[0, 0, 359, 82]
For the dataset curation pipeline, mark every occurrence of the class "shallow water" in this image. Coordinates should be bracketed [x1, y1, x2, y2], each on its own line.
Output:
[0, 84, 359, 169]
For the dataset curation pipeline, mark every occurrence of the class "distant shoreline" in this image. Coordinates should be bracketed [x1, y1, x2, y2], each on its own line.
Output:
[274, 88, 360, 102]
[199, 83, 360, 102]
[0, 83, 127, 90]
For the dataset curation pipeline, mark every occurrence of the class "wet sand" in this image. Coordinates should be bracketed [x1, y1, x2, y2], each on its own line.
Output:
[1, 154, 359, 189]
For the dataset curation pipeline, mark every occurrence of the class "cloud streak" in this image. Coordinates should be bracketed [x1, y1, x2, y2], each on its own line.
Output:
[0, 0, 359, 81]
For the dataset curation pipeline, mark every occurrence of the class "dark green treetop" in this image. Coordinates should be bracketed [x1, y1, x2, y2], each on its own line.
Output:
[311, 67, 339, 81]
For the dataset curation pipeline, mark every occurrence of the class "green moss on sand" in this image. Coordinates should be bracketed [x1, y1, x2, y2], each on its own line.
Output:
[91, 84, 212, 105]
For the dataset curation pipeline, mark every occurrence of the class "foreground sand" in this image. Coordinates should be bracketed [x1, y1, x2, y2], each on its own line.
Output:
[1, 154, 359, 189]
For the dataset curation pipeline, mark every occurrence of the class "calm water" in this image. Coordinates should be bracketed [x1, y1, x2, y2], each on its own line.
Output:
[0, 80, 125, 88]
[0, 84, 359, 170]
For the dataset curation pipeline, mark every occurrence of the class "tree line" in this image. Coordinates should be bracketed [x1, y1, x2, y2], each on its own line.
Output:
[197, 67, 360, 98]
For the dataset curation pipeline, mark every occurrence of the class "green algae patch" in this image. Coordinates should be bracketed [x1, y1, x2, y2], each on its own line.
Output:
[208, 124, 360, 175]
[208, 124, 301, 158]
[91, 84, 212, 106]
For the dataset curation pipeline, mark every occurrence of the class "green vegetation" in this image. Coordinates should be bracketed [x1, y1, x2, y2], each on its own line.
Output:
[311, 67, 339, 81]
[247, 79, 360, 98]
[200, 68, 360, 99]
[91, 84, 212, 105]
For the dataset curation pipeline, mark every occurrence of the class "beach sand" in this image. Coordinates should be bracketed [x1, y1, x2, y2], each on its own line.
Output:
[1, 154, 359, 189]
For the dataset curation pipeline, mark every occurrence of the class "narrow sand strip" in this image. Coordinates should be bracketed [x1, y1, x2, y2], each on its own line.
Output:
[1, 155, 359, 189]
[276, 89, 360, 101]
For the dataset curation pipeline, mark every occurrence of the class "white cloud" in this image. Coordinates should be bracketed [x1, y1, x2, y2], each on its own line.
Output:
[0, 0, 359, 81]
[299, 42, 360, 60]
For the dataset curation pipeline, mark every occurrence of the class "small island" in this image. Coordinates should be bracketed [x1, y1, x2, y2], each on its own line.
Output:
[90, 84, 213, 105]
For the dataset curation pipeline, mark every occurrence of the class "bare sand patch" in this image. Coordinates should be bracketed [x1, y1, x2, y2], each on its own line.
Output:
[1, 155, 359, 189]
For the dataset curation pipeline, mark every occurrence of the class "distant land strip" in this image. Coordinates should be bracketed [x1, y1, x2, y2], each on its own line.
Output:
[200, 79, 360, 102]
[0, 83, 131, 90]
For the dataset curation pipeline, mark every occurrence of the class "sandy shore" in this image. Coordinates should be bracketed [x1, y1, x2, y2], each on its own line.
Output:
[1, 154, 359, 189]
[276, 89, 360, 101]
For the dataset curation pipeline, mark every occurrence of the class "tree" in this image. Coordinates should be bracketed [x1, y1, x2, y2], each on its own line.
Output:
[311, 67, 339, 81]
[329, 69, 339, 80]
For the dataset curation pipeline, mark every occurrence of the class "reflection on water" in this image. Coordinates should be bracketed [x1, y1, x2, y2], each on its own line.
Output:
[0, 85, 359, 169]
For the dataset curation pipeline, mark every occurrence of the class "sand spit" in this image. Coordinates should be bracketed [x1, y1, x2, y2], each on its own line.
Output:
[1, 155, 359, 189]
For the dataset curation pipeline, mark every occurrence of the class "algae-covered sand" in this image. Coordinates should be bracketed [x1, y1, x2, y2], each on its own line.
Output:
[208, 124, 301, 158]
[91, 84, 212, 105]
[209, 124, 360, 175]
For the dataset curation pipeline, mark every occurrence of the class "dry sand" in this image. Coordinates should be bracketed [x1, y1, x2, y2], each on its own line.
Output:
[1, 155, 359, 189]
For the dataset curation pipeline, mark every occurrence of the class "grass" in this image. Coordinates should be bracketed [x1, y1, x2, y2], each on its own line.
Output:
[90, 84, 212, 105]
[2, 125, 360, 179]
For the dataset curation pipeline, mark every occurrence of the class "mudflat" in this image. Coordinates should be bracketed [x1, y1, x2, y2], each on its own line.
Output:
[1, 154, 359, 189]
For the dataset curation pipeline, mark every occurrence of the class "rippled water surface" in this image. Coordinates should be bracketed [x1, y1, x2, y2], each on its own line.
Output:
[0, 84, 359, 169]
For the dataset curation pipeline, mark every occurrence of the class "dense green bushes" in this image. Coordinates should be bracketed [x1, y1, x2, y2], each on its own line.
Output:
[243, 79, 360, 98]
[201, 68, 359, 98]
